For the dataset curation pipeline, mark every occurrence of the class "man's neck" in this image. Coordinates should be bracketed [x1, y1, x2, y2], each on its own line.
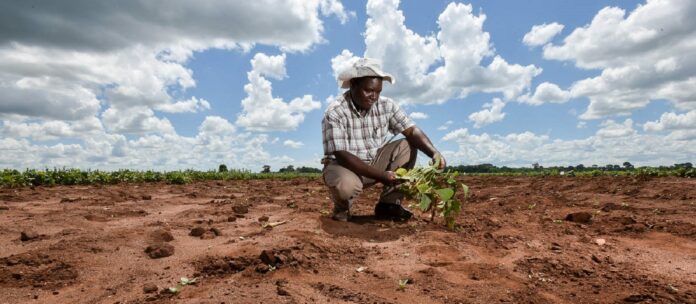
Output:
[349, 91, 369, 116]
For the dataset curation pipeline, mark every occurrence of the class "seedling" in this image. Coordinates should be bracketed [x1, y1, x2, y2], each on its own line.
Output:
[396, 157, 469, 229]
[168, 277, 197, 294]
[397, 279, 409, 291]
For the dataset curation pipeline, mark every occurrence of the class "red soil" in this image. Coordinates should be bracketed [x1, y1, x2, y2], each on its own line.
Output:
[0, 176, 694, 303]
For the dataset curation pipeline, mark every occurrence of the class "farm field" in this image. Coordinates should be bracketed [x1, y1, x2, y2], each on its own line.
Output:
[0, 176, 694, 303]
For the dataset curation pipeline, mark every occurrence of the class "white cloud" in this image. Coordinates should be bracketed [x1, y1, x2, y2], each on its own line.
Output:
[469, 98, 506, 128]
[283, 140, 304, 149]
[0, 0, 346, 143]
[236, 53, 321, 132]
[518, 82, 571, 105]
[332, 0, 541, 105]
[643, 110, 696, 131]
[437, 120, 453, 131]
[102, 107, 176, 135]
[1, 117, 103, 141]
[156, 97, 211, 113]
[523, 22, 564, 47]
[441, 123, 695, 167]
[541, 0, 696, 119]
[596, 119, 636, 138]
[409, 112, 429, 120]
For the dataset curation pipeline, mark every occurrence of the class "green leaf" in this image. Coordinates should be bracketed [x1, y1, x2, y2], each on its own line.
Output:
[395, 168, 408, 176]
[419, 195, 431, 211]
[416, 182, 430, 194]
[461, 184, 469, 197]
[434, 188, 454, 201]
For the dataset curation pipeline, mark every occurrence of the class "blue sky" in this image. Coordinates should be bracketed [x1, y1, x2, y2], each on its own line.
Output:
[0, 0, 694, 171]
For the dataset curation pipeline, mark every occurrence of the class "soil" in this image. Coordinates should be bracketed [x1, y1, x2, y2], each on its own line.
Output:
[0, 176, 694, 303]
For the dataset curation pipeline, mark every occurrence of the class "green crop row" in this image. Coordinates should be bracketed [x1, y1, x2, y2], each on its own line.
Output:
[459, 167, 696, 178]
[0, 168, 321, 188]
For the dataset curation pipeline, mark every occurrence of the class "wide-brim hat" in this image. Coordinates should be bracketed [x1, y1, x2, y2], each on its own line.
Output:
[337, 58, 394, 89]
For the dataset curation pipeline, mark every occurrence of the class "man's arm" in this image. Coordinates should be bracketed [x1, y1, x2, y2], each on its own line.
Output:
[334, 151, 397, 185]
[402, 126, 446, 169]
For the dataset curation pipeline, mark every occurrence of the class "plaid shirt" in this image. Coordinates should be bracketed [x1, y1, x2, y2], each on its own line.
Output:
[322, 92, 414, 163]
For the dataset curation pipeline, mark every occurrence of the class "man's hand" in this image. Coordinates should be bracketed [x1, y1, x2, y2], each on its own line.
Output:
[380, 170, 399, 185]
[433, 152, 446, 170]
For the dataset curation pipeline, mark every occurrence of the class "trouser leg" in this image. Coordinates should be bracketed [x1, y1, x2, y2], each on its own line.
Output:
[367, 138, 417, 204]
[322, 161, 363, 212]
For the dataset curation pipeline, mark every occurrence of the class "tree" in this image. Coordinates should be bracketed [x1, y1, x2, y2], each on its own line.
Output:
[261, 165, 271, 173]
[218, 164, 228, 172]
[278, 165, 295, 173]
[623, 162, 634, 170]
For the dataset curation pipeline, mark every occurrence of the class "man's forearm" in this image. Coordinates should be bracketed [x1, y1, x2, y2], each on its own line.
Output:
[403, 126, 439, 158]
[333, 150, 387, 182]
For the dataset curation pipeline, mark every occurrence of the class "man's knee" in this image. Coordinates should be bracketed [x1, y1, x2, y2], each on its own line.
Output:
[330, 176, 362, 201]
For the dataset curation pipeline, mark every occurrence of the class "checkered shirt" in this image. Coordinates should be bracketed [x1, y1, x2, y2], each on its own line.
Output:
[322, 92, 415, 163]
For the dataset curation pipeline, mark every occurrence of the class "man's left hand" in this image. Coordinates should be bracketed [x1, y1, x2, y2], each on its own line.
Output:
[433, 152, 446, 169]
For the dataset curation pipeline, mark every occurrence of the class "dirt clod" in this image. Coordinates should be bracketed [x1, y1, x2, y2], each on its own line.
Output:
[143, 283, 158, 293]
[258, 215, 269, 222]
[189, 227, 206, 237]
[150, 229, 174, 242]
[565, 212, 593, 224]
[210, 227, 222, 236]
[144, 243, 174, 259]
[233, 205, 248, 214]
[259, 250, 277, 265]
[20, 230, 39, 242]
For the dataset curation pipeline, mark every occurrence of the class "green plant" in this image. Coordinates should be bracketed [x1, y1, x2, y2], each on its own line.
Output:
[395, 157, 469, 229]
[397, 279, 409, 291]
[168, 277, 197, 294]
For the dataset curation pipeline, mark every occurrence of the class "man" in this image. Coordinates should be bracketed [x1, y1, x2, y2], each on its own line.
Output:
[322, 58, 446, 222]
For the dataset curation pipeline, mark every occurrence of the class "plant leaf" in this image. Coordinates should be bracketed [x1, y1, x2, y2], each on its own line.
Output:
[435, 188, 454, 201]
[419, 195, 431, 211]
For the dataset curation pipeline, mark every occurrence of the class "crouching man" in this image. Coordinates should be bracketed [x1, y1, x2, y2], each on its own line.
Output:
[321, 58, 445, 222]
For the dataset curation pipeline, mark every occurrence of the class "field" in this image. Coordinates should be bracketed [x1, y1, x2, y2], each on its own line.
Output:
[0, 175, 694, 303]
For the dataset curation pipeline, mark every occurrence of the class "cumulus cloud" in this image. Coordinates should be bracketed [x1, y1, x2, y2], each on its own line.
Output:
[441, 123, 695, 167]
[523, 22, 564, 47]
[156, 97, 211, 113]
[0, 0, 346, 158]
[469, 98, 506, 128]
[283, 140, 304, 149]
[643, 110, 696, 140]
[518, 82, 572, 105]
[437, 120, 453, 131]
[332, 0, 541, 105]
[409, 112, 429, 120]
[542, 0, 696, 119]
[236, 53, 321, 132]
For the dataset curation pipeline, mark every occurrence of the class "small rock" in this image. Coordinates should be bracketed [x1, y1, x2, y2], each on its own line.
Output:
[233, 205, 249, 214]
[595, 238, 606, 246]
[143, 283, 158, 293]
[260, 250, 277, 265]
[144, 243, 174, 259]
[210, 227, 222, 236]
[200, 231, 216, 240]
[20, 230, 39, 242]
[227, 216, 237, 222]
[258, 215, 269, 222]
[277, 286, 290, 296]
[52, 291, 59, 295]
[591, 255, 601, 263]
[565, 212, 592, 224]
[255, 264, 270, 273]
[150, 229, 174, 242]
[189, 227, 206, 237]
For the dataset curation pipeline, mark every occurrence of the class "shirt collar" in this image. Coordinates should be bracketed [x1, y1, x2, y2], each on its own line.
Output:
[344, 91, 373, 118]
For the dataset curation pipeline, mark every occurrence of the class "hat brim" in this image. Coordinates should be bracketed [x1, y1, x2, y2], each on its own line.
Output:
[338, 73, 394, 89]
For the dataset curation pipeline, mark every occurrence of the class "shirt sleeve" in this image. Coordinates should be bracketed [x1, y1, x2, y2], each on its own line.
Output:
[387, 99, 415, 135]
[322, 112, 348, 155]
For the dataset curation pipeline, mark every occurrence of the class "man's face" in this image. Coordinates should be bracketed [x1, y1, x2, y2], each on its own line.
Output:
[351, 77, 383, 111]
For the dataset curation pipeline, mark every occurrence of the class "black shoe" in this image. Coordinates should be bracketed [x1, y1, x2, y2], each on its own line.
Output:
[374, 202, 412, 221]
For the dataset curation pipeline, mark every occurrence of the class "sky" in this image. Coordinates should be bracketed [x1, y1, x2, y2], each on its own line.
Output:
[1, 0, 695, 171]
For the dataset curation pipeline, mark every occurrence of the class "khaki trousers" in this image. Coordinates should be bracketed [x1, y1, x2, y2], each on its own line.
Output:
[322, 139, 417, 213]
